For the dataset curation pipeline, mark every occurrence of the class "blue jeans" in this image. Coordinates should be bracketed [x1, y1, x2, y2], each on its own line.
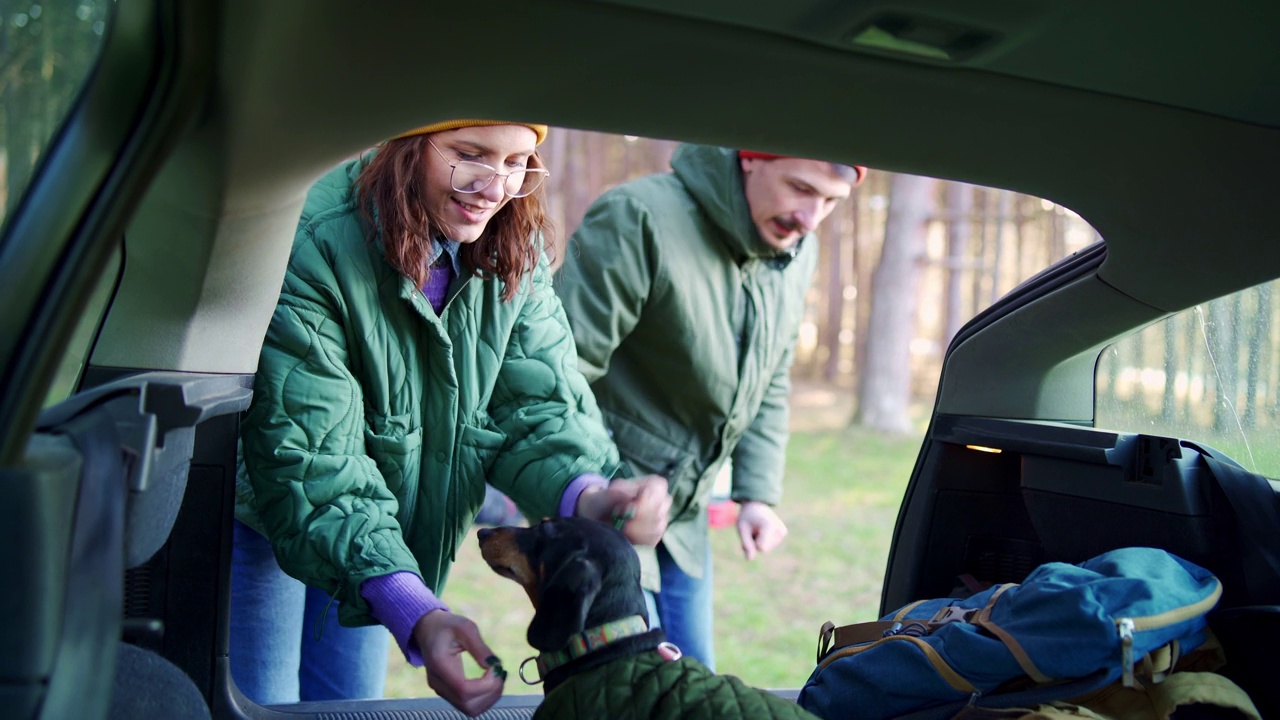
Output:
[645, 541, 716, 670]
[229, 519, 390, 704]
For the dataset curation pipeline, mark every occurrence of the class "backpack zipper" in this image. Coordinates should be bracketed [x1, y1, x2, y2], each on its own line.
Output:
[1114, 578, 1221, 687]
[1117, 617, 1136, 687]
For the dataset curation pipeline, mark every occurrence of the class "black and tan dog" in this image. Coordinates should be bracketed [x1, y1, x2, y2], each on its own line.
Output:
[477, 517, 820, 719]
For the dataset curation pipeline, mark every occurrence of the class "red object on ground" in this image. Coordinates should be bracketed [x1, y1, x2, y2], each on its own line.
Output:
[707, 499, 739, 529]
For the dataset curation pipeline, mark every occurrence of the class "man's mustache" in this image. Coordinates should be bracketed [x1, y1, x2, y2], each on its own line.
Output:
[774, 216, 805, 233]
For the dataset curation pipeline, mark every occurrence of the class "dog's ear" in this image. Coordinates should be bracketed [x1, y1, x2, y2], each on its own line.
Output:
[527, 550, 602, 652]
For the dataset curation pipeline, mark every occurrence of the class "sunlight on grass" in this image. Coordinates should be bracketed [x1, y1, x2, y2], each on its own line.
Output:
[384, 425, 922, 699]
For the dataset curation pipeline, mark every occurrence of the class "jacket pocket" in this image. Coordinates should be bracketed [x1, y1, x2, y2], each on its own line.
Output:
[454, 423, 506, 516]
[604, 412, 699, 521]
[364, 425, 423, 492]
[363, 424, 424, 529]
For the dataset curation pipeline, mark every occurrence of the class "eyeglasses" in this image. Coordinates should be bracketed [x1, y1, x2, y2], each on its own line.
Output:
[428, 140, 549, 198]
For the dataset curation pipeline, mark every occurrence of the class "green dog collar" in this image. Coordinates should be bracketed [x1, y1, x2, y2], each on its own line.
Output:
[521, 615, 651, 684]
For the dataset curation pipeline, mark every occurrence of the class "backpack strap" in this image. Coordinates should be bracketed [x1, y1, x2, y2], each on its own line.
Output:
[887, 669, 1117, 720]
[815, 587, 1029, 666]
[971, 583, 1053, 684]
[816, 621, 894, 664]
[816, 599, 930, 663]
[820, 582, 1118, 686]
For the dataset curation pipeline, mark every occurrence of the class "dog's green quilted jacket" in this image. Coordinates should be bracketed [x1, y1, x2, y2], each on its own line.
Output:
[239, 155, 619, 627]
[535, 654, 821, 719]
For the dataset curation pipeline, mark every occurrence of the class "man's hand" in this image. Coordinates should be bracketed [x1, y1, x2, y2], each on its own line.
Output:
[736, 500, 788, 561]
[577, 475, 671, 546]
[411, 610, 505, 717]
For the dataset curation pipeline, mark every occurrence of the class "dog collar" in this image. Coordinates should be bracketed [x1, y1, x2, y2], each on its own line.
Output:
[522, 615, 650, 684]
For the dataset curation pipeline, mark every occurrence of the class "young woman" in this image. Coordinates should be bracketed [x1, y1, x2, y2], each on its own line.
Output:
[233, 120, 670, 716]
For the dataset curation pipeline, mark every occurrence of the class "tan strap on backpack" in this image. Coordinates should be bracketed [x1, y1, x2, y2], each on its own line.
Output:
[816, 599, 931, 663]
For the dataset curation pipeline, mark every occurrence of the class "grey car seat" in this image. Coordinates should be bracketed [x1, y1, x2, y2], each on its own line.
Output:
[7, 372, 251, 720]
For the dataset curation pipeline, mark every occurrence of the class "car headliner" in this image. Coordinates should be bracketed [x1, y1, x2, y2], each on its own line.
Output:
[85, 0, 1280, 423]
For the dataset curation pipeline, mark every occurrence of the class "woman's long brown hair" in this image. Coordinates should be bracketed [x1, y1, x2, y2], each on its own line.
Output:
[354, 134, 553, 301]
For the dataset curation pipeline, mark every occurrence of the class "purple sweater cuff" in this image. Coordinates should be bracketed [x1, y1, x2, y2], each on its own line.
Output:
[559, 473, 609, 517]
[360, 475, 605, 665]
[361, 572, 449, 667]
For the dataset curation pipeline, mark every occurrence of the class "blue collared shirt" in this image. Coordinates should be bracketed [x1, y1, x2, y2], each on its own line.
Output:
[428, 237, 464, 275]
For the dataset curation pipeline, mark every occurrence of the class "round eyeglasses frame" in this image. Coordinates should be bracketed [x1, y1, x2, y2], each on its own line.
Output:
[428, 140, 549, 198]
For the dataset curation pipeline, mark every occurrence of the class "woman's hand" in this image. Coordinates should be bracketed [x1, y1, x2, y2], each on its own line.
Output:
[411, 610, 505, 717]
[576, 475, 671, 546]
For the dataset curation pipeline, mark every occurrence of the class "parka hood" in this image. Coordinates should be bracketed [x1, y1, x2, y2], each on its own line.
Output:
[670, 144, 808, 262]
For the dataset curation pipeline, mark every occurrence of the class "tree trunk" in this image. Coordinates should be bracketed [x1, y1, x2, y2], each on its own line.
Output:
[565, 132, 592, 240]
[1161, 318, 1177, 424]
[856, 173, 933, 433]
[586, 132, 605, 203]
[821, 206, 846, 382]
[1015, 197, 1030, 288]
[990, 190, 1011, 305]
[542, 127, 568, 266]
[852, 174, 876, 400]
[1210, 298, 1239, 434]
[1243, 285, 1269, 428]
[1271, 287, 1280, 418]
[1185, 308, 1202, 423]
[969, 188, 988, 320]
[943, 182, 973, 346]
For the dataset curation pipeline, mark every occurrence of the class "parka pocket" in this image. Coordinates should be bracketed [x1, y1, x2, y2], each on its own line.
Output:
[604, 412, 700, 521]
[454, 423, 506, 517]
[363, 424, 424, 528]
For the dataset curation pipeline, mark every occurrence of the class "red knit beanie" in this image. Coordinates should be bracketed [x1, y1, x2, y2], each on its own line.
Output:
[739, 150, 867, 185]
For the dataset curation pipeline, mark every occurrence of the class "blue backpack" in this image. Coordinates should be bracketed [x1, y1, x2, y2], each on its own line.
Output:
[797, 547, 1222, 720]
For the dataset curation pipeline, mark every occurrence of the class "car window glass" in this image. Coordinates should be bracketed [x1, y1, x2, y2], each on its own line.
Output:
[0, 1, 112, 229]
[1096, 277, 1280, 480]
[42, 246, 120, 406]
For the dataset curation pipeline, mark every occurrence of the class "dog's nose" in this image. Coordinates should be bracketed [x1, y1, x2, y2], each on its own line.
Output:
[477, 527, 494, 542]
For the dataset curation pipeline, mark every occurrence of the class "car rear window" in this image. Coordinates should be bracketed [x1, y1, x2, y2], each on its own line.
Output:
[1096, 277, 1280, 480]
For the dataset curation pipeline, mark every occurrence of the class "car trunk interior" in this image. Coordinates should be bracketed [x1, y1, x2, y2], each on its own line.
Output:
[886, 413, 1279, 717]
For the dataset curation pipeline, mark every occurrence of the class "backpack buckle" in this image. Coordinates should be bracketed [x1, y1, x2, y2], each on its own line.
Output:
[929, 605, 978, 628]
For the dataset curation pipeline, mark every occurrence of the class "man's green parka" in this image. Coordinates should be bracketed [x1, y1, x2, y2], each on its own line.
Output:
[555, 144, 818, 586]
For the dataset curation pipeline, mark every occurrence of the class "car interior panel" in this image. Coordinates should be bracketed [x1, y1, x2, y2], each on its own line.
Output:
[1, 0, 1278, 718]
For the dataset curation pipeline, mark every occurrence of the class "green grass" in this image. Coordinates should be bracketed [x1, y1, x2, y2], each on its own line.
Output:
[383, 426, 922, 698]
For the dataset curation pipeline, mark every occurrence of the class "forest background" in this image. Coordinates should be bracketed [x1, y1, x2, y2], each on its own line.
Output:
[379, 127, 1098, 697]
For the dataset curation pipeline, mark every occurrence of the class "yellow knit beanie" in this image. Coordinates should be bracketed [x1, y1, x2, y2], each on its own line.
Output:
[394, 119, 548, 145]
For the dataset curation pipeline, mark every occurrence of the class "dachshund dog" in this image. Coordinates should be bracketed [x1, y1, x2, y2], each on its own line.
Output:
[477, 517, 820, 719]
